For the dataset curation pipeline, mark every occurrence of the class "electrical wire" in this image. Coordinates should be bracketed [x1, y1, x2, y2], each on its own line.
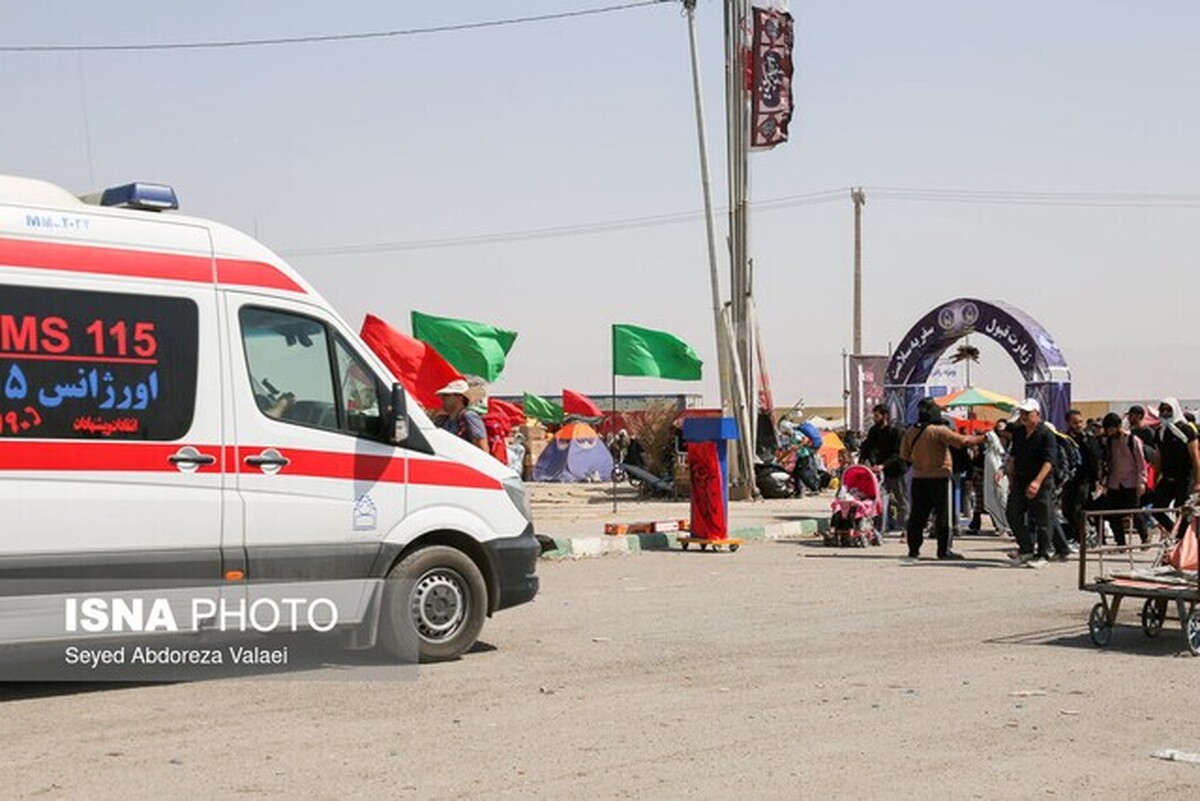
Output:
[0, 1, 667, 53]
[279, 185, 1200, 257]
[278, 190, 848, 257]
[868, 187, 1200, 209]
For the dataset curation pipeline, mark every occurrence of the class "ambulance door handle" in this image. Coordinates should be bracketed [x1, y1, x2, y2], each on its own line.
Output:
[168, 446, 217, 473]
[244, 448, 290, 474]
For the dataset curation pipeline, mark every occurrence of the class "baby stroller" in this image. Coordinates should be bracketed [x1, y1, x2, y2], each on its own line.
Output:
[825, 464, 883, 547]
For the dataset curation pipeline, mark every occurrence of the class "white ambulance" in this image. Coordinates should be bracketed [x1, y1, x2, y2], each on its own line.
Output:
[0, 175, 539, 662]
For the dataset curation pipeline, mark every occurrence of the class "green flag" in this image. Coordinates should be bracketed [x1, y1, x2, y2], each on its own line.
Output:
[522, 392, 563, 424]
[412, 311, 517, 383]
[612, 324, 702, 380]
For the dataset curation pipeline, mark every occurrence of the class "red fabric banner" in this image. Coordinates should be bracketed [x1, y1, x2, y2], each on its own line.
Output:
[562, 388, 603, 418]
[488, 397, 526, 427]
[360, 314, 463, 410]
[751, 7, 795, 149]
[687, 442, 727, 540]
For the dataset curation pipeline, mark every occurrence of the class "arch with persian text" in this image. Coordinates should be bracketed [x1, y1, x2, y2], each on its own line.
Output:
[883, 298, 1072, 428]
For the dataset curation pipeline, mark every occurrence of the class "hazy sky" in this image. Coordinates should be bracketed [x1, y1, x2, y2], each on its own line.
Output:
[3, 1, 1198, 408]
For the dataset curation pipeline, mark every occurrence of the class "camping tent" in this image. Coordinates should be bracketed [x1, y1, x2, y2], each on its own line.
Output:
[532, 421, 614, 482]
[817, 431, 845, 472]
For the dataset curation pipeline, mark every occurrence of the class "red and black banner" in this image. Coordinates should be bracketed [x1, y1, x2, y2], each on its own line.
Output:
[687, 442, 727, 540]
[849, 355, 890, 433]
[750, 7, 795, 149]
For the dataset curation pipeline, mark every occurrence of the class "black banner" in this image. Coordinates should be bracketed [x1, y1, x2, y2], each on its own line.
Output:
[0, 284, 198, 440]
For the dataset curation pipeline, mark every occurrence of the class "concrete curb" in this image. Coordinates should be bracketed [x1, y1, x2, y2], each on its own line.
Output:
[539, 516, 828, 559]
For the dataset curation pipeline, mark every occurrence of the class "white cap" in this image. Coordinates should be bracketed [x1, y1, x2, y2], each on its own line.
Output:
[1008, 397, 1041, 423]
[435, 379, 470, 396]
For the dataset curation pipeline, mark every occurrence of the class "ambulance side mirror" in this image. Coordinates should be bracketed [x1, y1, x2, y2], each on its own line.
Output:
[387, 383, 434, 454]
[390, 383, 409, 444]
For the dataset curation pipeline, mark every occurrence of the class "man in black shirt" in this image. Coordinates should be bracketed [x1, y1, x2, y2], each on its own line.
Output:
[1003, 398, 1066, 566]
[1063, 409, 1102, 544]
[859, 404, 907, 531]
[1152, 397, 1200, 535]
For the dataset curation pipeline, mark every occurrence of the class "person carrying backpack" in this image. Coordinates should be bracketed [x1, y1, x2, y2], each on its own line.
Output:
[1063, 409, 1102, 544]
[1151, 397, 1200, 536]
[1003, 398, 1069, 567]
[1099, 412, 1146, 546]
[1127, 405, 1157, 541]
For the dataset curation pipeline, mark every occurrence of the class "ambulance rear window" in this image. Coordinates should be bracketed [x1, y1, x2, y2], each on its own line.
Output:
[0, 285, 198, 440]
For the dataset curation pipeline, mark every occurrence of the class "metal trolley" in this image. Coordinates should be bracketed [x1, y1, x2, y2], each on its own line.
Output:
[1079, 505, 1200, 655]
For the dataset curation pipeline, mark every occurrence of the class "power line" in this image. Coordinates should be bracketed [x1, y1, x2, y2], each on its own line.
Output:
[279, 186, 1200, 256]
[0, 1, 666, 53]
[868, 186, 1200, 208]
[278, 190, 847, 257]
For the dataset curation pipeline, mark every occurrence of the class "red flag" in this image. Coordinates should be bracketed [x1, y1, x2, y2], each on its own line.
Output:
[360, 314, 462, 410]
[562, 388, 603, 418]
[488, 398, 526, 427]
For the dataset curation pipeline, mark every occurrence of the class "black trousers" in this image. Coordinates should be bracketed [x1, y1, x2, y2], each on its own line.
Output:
[907, 477, 950, 557]
[1007, 476, 1056, 558]
[1061, 480, 1088, 543]
[1152, 475, 1191, 533]
[1100, 487, 1139, 546]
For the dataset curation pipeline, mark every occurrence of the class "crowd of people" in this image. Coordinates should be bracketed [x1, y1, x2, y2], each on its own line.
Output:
[432, 377, 1200, 557]
[855, 398, 1200, 567]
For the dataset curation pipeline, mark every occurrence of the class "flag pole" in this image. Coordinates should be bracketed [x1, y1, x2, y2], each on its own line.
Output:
[611, 324, 618, 514]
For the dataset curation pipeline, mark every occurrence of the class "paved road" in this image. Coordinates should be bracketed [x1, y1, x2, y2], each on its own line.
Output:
[3, 536, 1198, 798]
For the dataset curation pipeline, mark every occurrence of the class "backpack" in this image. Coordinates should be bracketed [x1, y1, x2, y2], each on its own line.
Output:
[797, 421, 824, 452]
[1102, 433, 1142, 480]
[1052, 430, 1081, 486]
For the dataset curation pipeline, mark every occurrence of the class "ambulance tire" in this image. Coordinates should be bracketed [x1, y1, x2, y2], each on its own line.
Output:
[381, 545, 487, 663]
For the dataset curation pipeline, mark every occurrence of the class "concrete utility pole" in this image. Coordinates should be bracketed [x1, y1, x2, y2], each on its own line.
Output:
[851, 187, 865, 355]
[724, 0, 757, 497]
[682, 0, 732, 421]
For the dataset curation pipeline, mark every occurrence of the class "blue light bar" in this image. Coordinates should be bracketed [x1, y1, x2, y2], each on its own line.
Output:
[99, 182, 179, 211]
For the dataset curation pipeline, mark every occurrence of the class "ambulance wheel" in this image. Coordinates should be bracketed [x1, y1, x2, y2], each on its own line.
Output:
[681, 541, 689, 551]
[729, 544, 740, 553]
[380, 546, 487, 663]
[1088, 602, 1111, 647]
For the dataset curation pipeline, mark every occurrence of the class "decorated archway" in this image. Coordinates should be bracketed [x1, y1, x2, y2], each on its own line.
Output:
[884, 298, 1071, 428]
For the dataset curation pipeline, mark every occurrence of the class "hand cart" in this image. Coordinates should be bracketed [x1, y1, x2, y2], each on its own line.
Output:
[1079, 504, 1200, 655]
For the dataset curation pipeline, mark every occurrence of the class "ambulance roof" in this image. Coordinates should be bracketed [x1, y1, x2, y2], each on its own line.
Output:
[0, 174, 318, 299]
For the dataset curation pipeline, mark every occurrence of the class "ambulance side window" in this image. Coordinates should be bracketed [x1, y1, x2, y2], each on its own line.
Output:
[334, 337, 383, 439]
[239, 307, 338, 433]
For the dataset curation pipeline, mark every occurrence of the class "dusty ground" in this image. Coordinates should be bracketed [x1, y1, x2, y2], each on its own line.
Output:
[3, 489, 1200, 798]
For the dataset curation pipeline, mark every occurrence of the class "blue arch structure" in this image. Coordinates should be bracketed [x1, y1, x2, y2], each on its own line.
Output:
[884, 298, 1072, 428]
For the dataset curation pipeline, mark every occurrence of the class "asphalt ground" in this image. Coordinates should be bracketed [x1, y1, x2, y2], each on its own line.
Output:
[3, 527, 1199, 799]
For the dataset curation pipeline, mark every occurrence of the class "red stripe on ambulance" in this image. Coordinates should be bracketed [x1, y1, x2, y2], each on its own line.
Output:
[0, 441, 499, 490]
[0, 237, 305, 294]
